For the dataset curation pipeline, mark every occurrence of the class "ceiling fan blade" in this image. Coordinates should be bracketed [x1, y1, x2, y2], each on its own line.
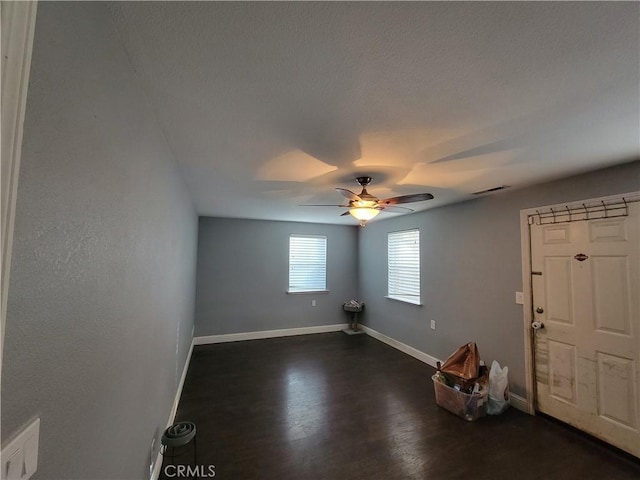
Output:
[336, 188, 362, 202]
[377, 205, 414, 213]
[378, 193, 434, 205]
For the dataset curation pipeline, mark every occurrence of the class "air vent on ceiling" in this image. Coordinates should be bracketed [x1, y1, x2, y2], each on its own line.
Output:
[472, 185, 511, 195]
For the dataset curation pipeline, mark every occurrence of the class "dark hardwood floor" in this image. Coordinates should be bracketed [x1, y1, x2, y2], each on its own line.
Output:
[162, 332, 640, 479]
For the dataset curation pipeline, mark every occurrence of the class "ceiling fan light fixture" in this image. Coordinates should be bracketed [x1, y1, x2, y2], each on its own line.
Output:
[305, 176, 433, 226]
[349, 206, 380, 223]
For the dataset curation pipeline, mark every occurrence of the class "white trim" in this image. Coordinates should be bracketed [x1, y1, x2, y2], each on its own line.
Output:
[519, 209, 536, 415]
[518, 191, 640, 417]
[286, 290, 330, 294]
[359, 325, 440, 368]
[288, 233, 328, 240]
[169, 340, 194, 425]
[361, 325, 530, 413]
[0, 0, 38, 387]
[150, 338, 195, 480]
[509, 393, 529, 413]
[194, 323, 348, 345]
[385, 295, 422, 306]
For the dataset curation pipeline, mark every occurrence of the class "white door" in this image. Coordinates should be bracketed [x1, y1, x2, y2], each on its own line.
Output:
[531, 202, 640, 457]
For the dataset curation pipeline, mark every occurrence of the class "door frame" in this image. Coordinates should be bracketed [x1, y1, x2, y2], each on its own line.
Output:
[1, 1, 38, 377]
[519, 191, 640, 415]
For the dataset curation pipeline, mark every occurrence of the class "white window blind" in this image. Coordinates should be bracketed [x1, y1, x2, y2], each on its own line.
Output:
[388, 229, 420, 305]
[288, 235, 327, 293]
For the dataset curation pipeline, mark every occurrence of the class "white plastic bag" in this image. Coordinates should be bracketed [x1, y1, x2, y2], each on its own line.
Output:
[487, 360, 509, 415]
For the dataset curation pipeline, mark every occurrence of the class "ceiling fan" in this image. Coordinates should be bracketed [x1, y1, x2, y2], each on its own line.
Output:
[303, 176, 434, 226]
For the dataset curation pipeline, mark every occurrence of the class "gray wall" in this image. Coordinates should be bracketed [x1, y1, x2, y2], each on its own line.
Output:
[195, 218, 358, 336]
[1, 3, 198, 479]
[359, 161, 640, 398]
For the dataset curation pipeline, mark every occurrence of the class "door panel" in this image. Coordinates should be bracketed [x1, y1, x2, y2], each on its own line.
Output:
[596, 352, 637, 429]
[544, 257, 574, 324]
[589, 218, 627, 242]
[532, 202, 639, 457]
[543, 224, 572, 244]
[548, 340, 578, 404]
[592, 256, 630, 334]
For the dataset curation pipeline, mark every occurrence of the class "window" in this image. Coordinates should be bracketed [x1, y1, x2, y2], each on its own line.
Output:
[387, 229, 421, 305]
[288, 234, 327, 293]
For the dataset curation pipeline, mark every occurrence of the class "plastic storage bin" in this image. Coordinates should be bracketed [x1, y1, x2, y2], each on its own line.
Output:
[432, 375, 488, 421]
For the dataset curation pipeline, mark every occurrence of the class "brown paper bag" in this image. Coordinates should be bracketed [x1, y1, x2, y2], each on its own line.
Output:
[439, 342, 480, 381]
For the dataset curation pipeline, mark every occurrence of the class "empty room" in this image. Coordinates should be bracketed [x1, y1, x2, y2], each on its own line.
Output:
[2, 1, 639, 479]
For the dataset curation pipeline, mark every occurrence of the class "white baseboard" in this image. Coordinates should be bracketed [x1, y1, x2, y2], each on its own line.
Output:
[360, 325, 441, 368]
[194, 323, 348, 345]
[360, 325, 531, 414]
[508, 392, 529, 413]
[151, 338, 195, 480]
[169, 339, 194, 424]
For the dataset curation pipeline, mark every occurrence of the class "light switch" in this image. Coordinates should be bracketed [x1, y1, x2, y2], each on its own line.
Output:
[515, 292, 524, 305]
[22, 431, 38, 478]
[5, 450, 22, 480]
[1, 418, 39, 480]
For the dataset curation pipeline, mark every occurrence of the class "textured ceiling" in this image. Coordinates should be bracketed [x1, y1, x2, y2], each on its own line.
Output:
[108, 1, 639, 225]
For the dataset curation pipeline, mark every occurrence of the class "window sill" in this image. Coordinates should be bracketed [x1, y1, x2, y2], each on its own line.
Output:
[385, 295, 422, 306]
[287, 290, 330, 294]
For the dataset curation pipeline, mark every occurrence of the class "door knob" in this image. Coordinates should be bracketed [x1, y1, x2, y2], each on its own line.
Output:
[536, 306, 544, 314]
[532, 321, 544, 330]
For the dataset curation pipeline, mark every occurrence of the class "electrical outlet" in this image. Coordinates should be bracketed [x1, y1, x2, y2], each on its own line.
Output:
[311, 300, 316, 307]
[430, 320, 436, 330]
